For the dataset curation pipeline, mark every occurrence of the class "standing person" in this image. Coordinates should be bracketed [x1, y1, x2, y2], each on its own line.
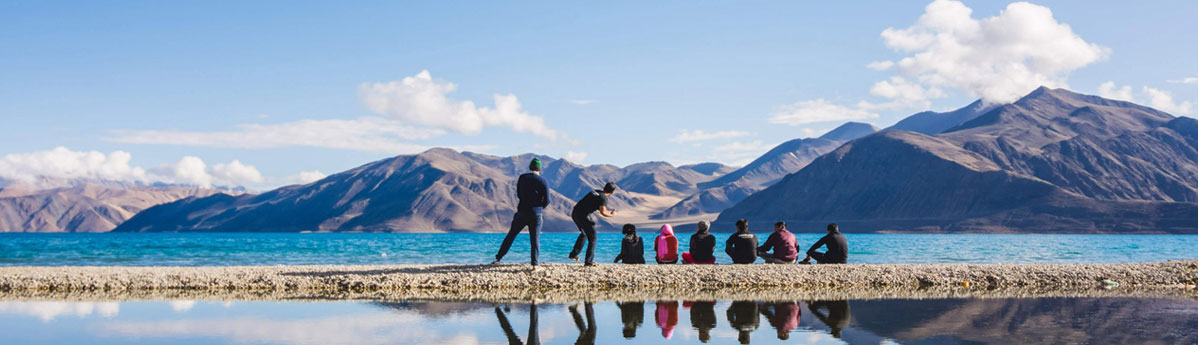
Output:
[494, 303, 540, 345]
[493, 159, 549, 267]
[654, 224, 679, 264]
[800, 223, 849, 264]
[725, 219, 759, 264]
[568, 303, 597, 345]
[613, 224, 645, 264]
[568, 182, 618, 266]
[757, 221, 800, 264]
[681, 221, 716, 264]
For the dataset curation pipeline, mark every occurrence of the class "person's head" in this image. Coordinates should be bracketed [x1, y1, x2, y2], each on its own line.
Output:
[699, 329, 711, 342]
[777, 330, 789, 340]
[528, 158, 542, 172]
[735, 219, 748, 232]
[602, 182, 617, 195]
[774, 221, 786, 232]
[827, 223, 839, 233]
[660, 224, 674, 236]
[738, 330, 751, 344]
[622, 223, 637, 236]
[696, 221, 710, 234]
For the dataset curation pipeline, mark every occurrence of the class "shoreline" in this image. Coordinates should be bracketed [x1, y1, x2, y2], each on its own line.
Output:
[1, 261, 1195, 302]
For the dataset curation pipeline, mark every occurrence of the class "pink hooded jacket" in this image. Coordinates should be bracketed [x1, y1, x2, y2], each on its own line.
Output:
[655, 224, 679, 262]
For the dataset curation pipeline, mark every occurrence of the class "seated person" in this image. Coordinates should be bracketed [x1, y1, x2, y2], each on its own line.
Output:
[800, 223, 848, 264]
[725, 219, 758, 264]
[682, 221, 716, 264]
[614, 224, 645, 264]
[756, 221, 799, 264]
[654, 224, 679, 264]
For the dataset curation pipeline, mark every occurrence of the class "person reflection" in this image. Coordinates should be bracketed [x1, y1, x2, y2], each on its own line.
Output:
[616, 301, 645, 339]
[568, 303, 597, 345]
[684, 301, 717, 343]
[726, 301, 760, 344]
[759, 301, 800, 340]
[494, 303, 540, 345]
[807, 300, 850, 338]
[655, 300, 679, 339]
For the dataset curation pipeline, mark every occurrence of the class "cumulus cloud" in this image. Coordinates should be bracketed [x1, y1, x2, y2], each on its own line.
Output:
[866, 61, 895, 71]
[0, 302, 119, 322]
[1097, 82, 1194, 115]
[709, 141, 775, 166]
[285, 170, 328, 185]
[108, 117, 439, 154]
[359, 70, 564, 140]
[668, 129, 752, 143]
[168, 301, 197, 312]
[1168, 77, 1198, 84]
[879, 0, 1108, 103]
[869, 76, 946, 107]
[768, 99, 879, 126]
[0, 147, 263, 189]
[563, 151, 588, 164]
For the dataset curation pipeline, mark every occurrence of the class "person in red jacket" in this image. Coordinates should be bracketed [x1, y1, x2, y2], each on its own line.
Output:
[654, 224, 679, 264]
[757, 221, 799, 264]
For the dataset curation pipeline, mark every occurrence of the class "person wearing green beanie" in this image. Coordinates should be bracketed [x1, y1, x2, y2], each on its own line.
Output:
[493, 158, 549, 267]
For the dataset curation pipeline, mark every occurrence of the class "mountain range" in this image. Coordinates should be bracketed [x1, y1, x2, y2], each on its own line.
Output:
[0, 181, 221, 232]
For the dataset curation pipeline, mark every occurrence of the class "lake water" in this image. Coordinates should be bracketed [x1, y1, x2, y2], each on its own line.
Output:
[0, 297, 1195, 344]
[0, 233, 1195, 266]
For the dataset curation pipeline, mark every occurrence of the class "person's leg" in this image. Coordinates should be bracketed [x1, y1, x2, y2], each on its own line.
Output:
[529, 213, 542, 266]
[582, 222, 597, 264]
[681, 252, 695, 264]
[808, 251, 830, 264]
[757, 250, 773, 263]
[528, 303, 540, 345]
[698, 259, 716, 264]
[495, 214, 528, 262]
[568, 217, 586, 260]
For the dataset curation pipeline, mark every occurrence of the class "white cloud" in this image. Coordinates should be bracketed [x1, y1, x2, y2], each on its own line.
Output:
[866, 60, 895, 71]
[1168, 77, 1198, 84]
[562, 151, 588, 164]
[1098, 81, 1134, 101]
[108, 117, 440, 154]
[709, 141, 775, 166]
[0, 147, 263, 189]
[168, 301, 197, 312]
[286, 170, 328, 185]
[869, 76, 945, 107]
[768, 99, 879, 126]
[668, 129, 752, 143]
[1096, 82, 1194, 115]
[359, 70, 565, 141]
[800, 127, 834, 138]
[1142, 86, 1194, 115]
[0, 302, 119, 322]
[879, 0, 1108, 103]
[568, 99, 596, 105]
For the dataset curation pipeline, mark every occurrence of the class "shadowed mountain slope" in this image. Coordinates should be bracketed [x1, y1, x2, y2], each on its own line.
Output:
[0, 183, 221, 232]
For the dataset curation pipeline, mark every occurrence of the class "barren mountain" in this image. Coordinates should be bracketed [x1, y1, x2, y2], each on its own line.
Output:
[0, 182, 221, 232]
[716, 87, 1198, 233]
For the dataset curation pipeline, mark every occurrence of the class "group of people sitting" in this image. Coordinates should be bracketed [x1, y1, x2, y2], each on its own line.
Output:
[492, 158, 849, 266]
[614, 220, 848, 265]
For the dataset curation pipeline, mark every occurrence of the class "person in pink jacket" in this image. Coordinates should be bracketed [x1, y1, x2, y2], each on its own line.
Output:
[654, 224, 679, 264]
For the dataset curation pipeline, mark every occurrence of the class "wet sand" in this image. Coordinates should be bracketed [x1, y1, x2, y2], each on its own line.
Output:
[1, 261, 1195, 302]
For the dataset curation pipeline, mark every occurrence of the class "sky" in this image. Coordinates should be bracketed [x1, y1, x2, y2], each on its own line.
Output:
[2, 0, 1196, 190]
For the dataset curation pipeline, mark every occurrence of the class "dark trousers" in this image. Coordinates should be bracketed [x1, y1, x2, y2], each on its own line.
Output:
[809, 251, 844, 264]
[757, 250, 795, 264]
[496, 211, 542, 265]
[569, 215, 597, 264]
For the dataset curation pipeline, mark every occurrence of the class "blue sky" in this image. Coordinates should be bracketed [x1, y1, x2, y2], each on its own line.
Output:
[2, 1, 1196, 189]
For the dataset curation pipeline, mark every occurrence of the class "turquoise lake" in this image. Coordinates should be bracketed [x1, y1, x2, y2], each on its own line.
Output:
[0, 233, 1194, 266]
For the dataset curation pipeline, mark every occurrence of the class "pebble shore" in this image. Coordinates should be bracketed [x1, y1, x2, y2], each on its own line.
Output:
[1, 261, 1195, 302]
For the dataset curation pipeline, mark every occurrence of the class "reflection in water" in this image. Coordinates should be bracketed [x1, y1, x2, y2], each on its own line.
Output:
[655, 300, 679, 339]
[568, 303, 596, 345]
[0, 298, 1194, 345]
[494, 304, 539, 345]
[808, 300, 850, 338]
[726, 300, 760, 344]
[684, 301, 717, 343]
[759, 301, 801, 340]
[616, 301, 644, 338]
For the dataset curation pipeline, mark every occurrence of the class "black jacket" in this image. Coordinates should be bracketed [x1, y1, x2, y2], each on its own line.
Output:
[689, 232, 716, 262]
[516, 173, 549, 213]
[725, 230, 759, 264]
[807, 232, 848, 263]
[614, 235, 645, 264]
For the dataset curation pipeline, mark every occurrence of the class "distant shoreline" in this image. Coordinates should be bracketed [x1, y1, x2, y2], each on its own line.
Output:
[1, 261, 1195, 302]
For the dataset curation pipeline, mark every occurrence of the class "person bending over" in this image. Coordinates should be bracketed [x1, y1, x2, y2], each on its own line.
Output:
[682, 221, 716, 264]
[568, 182, 618, 266]
[654, 224, 679, 264]
[756, 221, 799, 264]
[724, 219, 758, 264]
[800, 223, 848, 264]
[614, 224, 645, 264]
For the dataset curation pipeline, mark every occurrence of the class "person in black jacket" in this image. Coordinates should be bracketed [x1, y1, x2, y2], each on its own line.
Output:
[569, 182, 618, 266]
[493, 158, 549, 266]
[799, 223, 848, 264]
[725, 219, 759, 264]
[682, 221, 716, 264]
[614, 224, 645, 264]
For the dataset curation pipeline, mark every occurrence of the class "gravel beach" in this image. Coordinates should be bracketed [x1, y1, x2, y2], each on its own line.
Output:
[1, 261, 1195, 302]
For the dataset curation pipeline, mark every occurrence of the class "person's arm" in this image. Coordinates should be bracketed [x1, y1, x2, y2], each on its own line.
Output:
[807, 236, 828, 256]
[614, 250, 623, 263]
[725, 235, 735, 257]
[757, 233, 776, 253]
[598, 205, 616, 217]
[537, 179, 549, 208]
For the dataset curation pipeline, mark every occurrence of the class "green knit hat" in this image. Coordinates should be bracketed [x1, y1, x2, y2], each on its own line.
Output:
[529, 158, 542, 171]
